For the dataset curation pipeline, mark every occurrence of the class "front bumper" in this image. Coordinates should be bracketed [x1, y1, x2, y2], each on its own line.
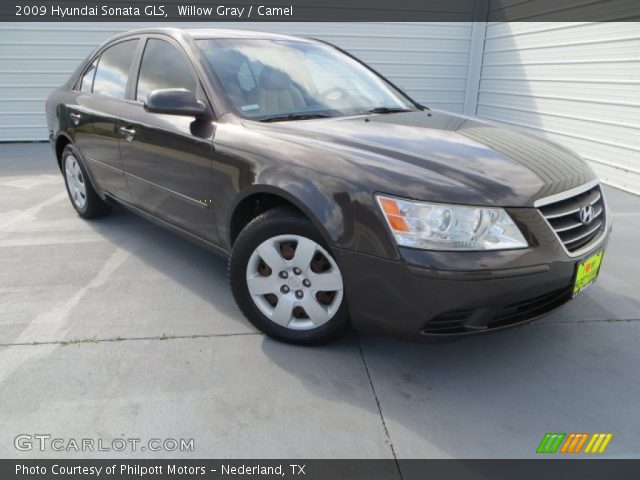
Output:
[335, 207, 611, 341]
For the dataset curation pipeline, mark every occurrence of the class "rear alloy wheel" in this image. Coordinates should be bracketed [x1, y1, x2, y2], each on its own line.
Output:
[64, 153, 87, 210]
[230, 208, 349, 345]
[61, 144, 110, 219]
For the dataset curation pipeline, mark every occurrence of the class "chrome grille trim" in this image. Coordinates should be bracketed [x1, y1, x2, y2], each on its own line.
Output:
[553, 218, 583, 233]
[536, 180, 608, 257]
[540, 189, 601, 219]
[534, 179, 599, 208]
[563, 221, 603, 245]
[553, 204, 603, 232]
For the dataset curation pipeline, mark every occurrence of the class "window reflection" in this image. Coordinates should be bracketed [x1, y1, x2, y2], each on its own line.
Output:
[93, 40, 138, 99]
[80, 60, 97, 93]
[197, 39, 415, 120]
[136, 39, 197, 102]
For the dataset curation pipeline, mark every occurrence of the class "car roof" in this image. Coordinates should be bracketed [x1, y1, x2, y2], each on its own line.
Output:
[186, 28, 313, 42]
[115, 27, 315, 43]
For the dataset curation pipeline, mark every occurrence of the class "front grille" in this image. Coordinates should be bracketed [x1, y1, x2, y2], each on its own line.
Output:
[538, 184, 606, 253]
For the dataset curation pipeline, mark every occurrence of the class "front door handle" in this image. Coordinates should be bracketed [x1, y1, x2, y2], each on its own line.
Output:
[69, 112, 81, 125]
[119, 126, 136, 142]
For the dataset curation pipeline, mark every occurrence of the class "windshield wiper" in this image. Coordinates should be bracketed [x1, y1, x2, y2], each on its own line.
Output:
[365, 107, 413, 114]
[259, 113, 333, 123]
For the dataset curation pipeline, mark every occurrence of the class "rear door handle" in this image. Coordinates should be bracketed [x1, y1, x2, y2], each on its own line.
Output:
[69, 112, 81, 125]
[119, 126, 136, 141]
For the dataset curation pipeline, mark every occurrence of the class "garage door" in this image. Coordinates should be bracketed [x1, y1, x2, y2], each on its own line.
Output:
[0, 22, 473, 141]
[476, 22, 640, 195]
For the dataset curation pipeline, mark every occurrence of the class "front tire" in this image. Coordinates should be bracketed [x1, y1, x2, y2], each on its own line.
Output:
[61, 144, 110, 219]
[229, 207, 349, 345]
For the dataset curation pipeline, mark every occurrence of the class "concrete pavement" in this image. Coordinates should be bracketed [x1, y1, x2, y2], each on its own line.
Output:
[0, 143, 639, 461]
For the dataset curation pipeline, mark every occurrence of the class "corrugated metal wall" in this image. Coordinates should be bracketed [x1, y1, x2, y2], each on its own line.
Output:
[1, 21, 638, 194]
[0, 22, 473, 141]
[476, 22, 640, 195]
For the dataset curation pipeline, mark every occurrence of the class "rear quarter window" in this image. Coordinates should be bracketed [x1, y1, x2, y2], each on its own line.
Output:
[79, 60, 97, 93]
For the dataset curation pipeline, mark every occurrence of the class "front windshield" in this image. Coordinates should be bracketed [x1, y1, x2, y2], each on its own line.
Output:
[196, 38, 417, 121]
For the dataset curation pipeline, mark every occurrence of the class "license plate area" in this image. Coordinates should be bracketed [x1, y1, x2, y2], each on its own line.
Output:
[573, 250, 604, 297]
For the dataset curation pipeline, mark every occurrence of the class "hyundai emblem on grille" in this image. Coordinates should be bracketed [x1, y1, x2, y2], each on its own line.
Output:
[580, 205, 595, 225]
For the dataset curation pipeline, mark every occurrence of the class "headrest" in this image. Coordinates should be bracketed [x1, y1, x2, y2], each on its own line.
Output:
[208, 50, 245, 80]
[258, 66, 293, 90]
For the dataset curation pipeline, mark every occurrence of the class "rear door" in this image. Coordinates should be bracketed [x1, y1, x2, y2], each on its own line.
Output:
[117, 36, 217, 241]
[71, 38, 140, 202]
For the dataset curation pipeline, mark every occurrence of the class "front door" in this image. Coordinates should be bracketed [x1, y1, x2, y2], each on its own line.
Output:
[118, 37, 217, 241]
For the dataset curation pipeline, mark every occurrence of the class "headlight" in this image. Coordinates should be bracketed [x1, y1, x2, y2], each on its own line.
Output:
[376, 194, 528, 251]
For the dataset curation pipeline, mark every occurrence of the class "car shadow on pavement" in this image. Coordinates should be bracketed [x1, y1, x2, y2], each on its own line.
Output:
[260, 296, 640, 458]
[84, 204, 248, 329]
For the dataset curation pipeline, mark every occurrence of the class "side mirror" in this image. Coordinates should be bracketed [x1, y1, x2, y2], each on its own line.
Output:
[144, 88, 208, 118]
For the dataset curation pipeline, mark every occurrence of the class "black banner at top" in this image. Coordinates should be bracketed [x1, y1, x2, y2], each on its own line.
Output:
[3, 0, 640, 22]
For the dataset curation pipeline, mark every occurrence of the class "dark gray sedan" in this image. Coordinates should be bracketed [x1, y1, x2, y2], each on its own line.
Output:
[46, 28, 611, 344]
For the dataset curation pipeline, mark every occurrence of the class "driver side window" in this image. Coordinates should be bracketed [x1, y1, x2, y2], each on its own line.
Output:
[136, 39, 199, 103]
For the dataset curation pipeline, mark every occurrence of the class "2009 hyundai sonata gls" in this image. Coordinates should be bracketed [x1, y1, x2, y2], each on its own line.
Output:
[46, 28, 611, 344]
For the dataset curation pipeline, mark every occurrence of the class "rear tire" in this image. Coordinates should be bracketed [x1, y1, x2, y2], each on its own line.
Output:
[61, 144, 110, 219]
[229, 207, 349, 345]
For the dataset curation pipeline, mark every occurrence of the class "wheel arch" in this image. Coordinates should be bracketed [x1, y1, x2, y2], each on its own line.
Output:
[54, 133, 73, 171]
[226, 185, 336, 251]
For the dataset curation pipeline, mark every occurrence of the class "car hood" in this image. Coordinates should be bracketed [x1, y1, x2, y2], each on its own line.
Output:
[245, 110, 596, 207]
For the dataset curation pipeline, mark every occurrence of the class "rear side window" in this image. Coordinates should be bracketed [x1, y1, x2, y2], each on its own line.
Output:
[80, 60, 97, 93]
[93, 39, 138, 99]
[136, 39, 197, 102]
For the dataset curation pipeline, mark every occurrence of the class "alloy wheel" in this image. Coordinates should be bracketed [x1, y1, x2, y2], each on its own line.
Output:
[64, 154, 87, 209]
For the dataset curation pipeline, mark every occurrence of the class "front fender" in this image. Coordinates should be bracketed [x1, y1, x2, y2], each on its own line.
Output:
[226, 172, 399, 261]
[214, 123, 400, 260]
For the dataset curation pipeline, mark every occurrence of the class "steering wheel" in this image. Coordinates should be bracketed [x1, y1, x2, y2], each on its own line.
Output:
[319, 87, 350, 102]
